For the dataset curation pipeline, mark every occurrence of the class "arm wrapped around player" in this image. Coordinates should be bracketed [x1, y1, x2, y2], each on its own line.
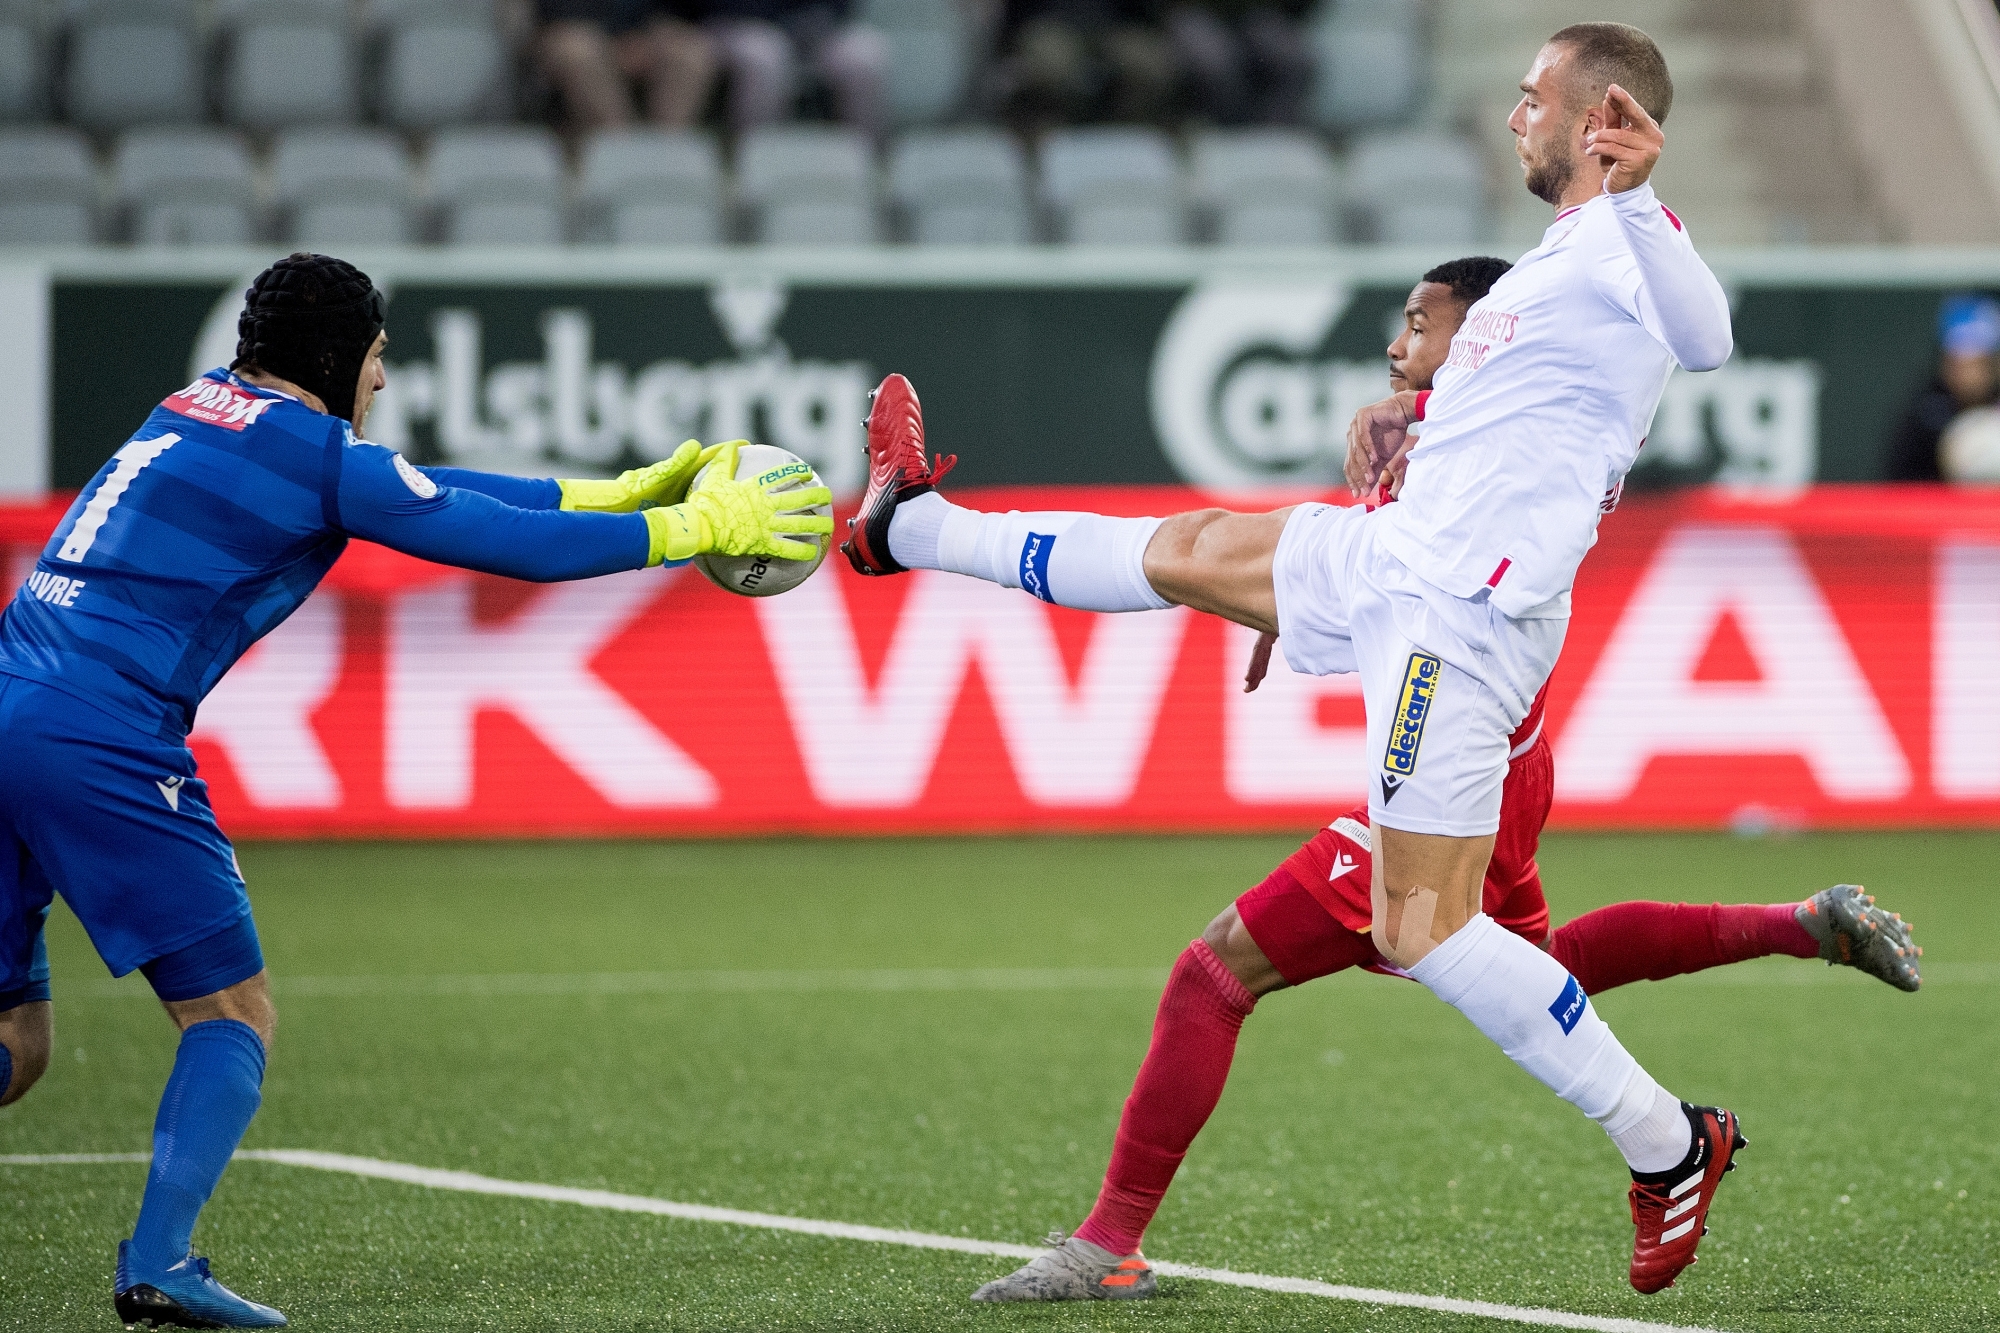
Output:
[639, 439, 834, 567]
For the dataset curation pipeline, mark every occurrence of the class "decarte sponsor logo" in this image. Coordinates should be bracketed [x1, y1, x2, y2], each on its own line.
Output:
[164, 378, 279, 432]
[1383, 652, 1439, 776]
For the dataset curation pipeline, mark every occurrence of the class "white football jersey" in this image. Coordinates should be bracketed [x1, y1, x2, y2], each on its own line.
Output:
[1375, 182, 1732, 618]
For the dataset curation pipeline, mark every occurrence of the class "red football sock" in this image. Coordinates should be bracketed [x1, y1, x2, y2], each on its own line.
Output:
[1074, 940, 1257, 1256]
[1549, 900, 1819, 996]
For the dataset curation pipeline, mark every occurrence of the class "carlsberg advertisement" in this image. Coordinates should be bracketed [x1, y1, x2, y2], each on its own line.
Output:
[30, 253, 1963, 494]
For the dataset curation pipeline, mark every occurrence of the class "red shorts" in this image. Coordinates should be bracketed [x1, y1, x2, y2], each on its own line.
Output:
[1235, 736, 1555, 986]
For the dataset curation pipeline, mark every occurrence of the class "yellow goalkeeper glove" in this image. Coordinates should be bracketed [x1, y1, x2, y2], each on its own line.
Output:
[639, 439, 835, 566]
[556, 439, 720, 513]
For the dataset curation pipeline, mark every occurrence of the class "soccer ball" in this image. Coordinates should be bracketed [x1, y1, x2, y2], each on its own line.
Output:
[690, 443, 832, 597]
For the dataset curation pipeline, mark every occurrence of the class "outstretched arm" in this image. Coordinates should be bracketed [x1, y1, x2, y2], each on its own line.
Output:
[336, 440, 831, 581]
[413, 439, 716, 513]
[341, 445, 651, 581]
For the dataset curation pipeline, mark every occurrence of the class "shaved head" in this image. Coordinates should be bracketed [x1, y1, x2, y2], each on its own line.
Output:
[1547, 22, 1673, 124]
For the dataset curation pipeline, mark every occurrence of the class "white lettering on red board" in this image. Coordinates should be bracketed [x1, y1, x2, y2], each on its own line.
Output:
[1223, 621, 1368, 803]
[757, 571, 1187, 807]
[384, 569, 716, 808]
[192, 594, 344, 808]
[1556, 525, 1910, 801]
[1933, 542, 2000, 798]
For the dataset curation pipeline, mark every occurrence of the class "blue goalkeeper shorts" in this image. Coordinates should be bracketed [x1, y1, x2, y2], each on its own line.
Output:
[0, 675, 263, 1007]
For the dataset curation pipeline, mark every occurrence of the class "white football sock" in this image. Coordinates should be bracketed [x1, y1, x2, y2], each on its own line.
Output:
[1603, 1072, 1695, 1175]
[1408, 914, 1692, 1174]
[886, 490, 952, 570]
[886, 493, 1171, 613]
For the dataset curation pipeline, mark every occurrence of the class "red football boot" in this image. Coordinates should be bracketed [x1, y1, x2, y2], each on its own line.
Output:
[1628, 1104, 1746, 1293]
[841, 372, 956, 576]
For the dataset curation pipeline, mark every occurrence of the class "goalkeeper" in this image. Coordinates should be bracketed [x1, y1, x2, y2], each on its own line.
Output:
[0, 252, 829, 1331]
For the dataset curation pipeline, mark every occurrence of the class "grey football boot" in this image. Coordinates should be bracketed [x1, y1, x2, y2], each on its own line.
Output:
[970, 1232, 1157, 1302]
[1796, 884, 1921, 992]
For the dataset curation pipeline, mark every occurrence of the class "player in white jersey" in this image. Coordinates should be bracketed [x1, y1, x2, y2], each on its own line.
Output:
[843, 24, 1743, 1296]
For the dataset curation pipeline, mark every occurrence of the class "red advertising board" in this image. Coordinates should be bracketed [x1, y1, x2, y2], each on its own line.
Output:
[4, 486, 1998, 836]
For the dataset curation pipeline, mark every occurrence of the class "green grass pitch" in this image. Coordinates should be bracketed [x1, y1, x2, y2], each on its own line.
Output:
[2, 831, 1995, 1332]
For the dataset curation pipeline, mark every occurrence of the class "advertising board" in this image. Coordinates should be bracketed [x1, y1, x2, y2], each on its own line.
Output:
[5, 484, 1992, 836]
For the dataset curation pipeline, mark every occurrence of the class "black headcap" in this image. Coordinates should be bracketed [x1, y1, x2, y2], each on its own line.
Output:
[231, 253, 387, 427]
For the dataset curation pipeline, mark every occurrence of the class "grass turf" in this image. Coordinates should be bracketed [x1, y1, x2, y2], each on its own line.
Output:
[2, 831, 1995, 1332]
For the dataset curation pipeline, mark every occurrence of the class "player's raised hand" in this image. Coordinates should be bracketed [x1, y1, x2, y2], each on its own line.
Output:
[1585, 83, 1662, 194]
[1344, 391, 1419, 497]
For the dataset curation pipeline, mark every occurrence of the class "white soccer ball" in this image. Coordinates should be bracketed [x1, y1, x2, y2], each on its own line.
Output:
[690, 443, 831, 597]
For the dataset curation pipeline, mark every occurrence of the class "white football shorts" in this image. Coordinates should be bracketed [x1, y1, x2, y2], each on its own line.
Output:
[1271, 502, 1568, 837]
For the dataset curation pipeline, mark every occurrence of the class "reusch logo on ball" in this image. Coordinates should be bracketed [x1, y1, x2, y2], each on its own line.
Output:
[756, 462, 816, 489]
[1383, 652, 1440, 776]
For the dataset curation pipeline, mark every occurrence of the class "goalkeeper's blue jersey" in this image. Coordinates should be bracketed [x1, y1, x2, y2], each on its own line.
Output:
[0, 369, 650, 741]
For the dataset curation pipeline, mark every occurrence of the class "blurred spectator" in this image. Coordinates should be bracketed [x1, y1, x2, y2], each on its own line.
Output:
[1887, 293, 2000, 481]
[702, 0, 888, 132]
[993, 0, 1177, 127]
[1164, 0, 1311, 125]
[537, 0, 718, 129]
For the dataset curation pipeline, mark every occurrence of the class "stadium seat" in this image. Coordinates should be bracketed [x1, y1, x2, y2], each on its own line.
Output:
[429, 126, 566, 244]
[375, 0, 510, 130]
[1308, 0, 1423, 132]
[1190, 127, 1339, 245]
[577, 128, 722, 245]
[859, 0, 969, 125]
[0, 0, 49, 120]
[737, 125, 879, 245]
[1039, 127, 1184, 245]
[0, 127, 97, 243]
[115, 128, 258, 244]
[888, 127, 1030, 245]
[221, 0, 359, 128]
[273, 127, 414, 245]
[1345, 129, 1487, 244]
[63, 0, 204, 131]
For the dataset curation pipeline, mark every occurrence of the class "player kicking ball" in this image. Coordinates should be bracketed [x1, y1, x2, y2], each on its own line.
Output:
[949, 255, 1912, 1303]
[0, 253, 830, 1330]
[846, 22, 1774, 1298]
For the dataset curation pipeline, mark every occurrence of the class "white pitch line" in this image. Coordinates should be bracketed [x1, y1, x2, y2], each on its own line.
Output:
[70, 966, 1173, 1001]
[61, 960, 1999, 1002]
[2, 1148, 1728, 1333]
